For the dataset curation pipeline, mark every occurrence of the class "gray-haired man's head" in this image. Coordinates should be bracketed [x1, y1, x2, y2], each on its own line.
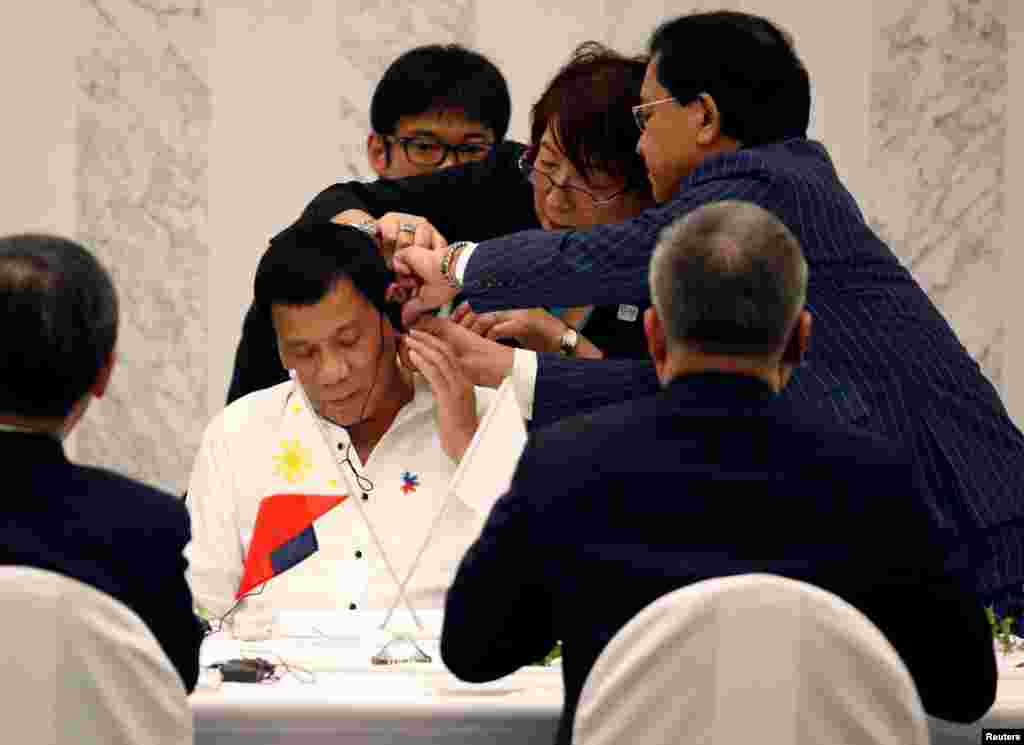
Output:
[645, 200, 810, 388]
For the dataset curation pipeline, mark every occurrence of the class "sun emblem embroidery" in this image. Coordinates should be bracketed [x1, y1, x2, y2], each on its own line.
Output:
[400, 471, 419, 494]
[274, 439, 312, 484]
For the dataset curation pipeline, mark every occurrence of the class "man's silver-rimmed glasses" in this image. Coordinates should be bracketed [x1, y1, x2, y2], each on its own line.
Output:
[632, 96, 677, 132]
[518, 153, 628, 208]
[386, 136, 494, 166]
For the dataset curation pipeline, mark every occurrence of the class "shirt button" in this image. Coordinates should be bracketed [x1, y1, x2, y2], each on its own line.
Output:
[354, 550, 363, 559]
[349, 602, 358, 611]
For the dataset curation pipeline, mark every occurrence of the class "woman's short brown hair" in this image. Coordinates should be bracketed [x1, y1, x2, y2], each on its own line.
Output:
[529, 42, 650, 195]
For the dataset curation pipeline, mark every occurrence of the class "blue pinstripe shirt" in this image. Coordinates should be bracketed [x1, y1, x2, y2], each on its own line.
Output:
[462, 138, 1024, 610]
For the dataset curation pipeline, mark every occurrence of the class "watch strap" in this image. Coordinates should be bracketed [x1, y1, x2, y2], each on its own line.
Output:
[442, 241, 472, 289]
[351, 220, 378, 240]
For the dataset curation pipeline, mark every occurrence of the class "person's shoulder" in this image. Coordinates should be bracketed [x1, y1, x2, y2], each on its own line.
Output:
[503, 395, 662, 518]
[71, 464, 189, 533]
[296, 183, 360, 223]
[686, 138, 831, 188]
[490, 140, 528, 166]
[214, 381, 293, 437]
[777, 399, 915, 473]
[527, 392, 661, 462]
[778, 409, 938, 539]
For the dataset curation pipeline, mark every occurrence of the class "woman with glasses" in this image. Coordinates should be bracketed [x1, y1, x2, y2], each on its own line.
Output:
[226, 42, 654, 403]
[449, 45, 654, 362]
[340, 41, 654, 365]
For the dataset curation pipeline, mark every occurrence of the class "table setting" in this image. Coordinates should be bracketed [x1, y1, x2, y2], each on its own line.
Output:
[189, 609, 564, 745]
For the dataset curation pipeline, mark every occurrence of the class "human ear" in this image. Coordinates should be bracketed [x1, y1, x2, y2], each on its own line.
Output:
[644, 307, 668, 375]
[695, 93, 722, 146]
[90, 350, 116, 399]
[367, 133, 391, 177]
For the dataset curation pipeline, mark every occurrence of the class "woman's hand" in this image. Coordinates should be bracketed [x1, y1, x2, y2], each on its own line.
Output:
[451, 303, 567, 354]
[400, 316, 514, 389]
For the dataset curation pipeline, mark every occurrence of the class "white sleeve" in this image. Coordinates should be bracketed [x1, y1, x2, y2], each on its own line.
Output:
[453, 242, 477, 284]
[450, 380, 528, 518]
[511, 348, 538, 421]
[184, 417, 246, 619]
[455, 242, 535, 419]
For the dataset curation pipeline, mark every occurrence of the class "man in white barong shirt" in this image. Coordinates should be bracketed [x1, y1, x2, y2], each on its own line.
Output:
[186, 221, 495, 634]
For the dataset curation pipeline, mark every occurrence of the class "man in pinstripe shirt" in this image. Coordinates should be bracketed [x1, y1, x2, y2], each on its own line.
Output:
[392, 10, 1024, 614]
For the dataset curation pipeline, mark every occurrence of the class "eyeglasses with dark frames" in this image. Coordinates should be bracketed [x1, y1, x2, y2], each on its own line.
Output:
[518, 153, 628, 208]
[386, 136, 495, 166]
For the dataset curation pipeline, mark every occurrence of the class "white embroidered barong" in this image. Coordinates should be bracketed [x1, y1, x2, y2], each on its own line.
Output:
[185, 375, 497, 632]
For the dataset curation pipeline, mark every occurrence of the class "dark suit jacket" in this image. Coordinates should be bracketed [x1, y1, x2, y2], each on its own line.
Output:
[441, 373, 997, 745]
[2, 431, 202, 692]
[456, 138, 1024, 613]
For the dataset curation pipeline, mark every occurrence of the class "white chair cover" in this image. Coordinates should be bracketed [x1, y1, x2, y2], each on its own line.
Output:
[0, 566, 192, 744]
[574, 573, 929, 745]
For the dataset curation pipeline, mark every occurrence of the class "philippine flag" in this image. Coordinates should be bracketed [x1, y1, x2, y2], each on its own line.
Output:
[236, 492, 347, 598]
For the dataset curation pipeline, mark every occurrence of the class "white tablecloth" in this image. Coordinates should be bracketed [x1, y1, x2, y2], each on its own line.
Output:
[190, 636, 563, 745]
[192, 636, 1024, 744]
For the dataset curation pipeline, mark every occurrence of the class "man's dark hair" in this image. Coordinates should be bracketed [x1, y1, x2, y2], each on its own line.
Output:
[648, 11, 811, 146]
[529, 42, 650, 194]
[650, 201, 807, 358]
[370, 44, 511, 141]
[0, 234, 118, 418]
[255, 221, 402, 331]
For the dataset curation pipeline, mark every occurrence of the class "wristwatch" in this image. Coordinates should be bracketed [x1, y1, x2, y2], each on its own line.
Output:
[441, 241, 474, 290]
[559, 327, 579, 357]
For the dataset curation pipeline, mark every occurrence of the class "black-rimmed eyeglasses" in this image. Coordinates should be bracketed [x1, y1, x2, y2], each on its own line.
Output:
[385, 136, 494, 167]
[517, 154, 628, 208]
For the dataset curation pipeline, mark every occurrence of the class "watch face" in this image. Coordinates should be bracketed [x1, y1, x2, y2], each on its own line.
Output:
[560, 329, 578, 356]
[616, 304, 639, 322]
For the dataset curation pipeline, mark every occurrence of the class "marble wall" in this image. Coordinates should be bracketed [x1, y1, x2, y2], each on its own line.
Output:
[74, 0, 210, 493]
[0, 0, 1016, 492]
[1006, 0, 1024, 418]
[867, 0, 1007, 390]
